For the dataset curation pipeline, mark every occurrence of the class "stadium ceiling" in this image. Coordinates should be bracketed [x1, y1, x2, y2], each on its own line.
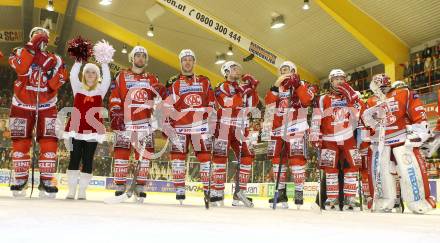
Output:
[0, 0, 440, 94]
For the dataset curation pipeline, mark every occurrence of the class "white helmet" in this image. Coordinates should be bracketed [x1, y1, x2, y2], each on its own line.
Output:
[129, 46, 148, 63]
[29, 27, 50, 40]
[328, 69, 346, 81]
[279, 61, 297, 74]
[391, 80, 407, 89]
[221, 61, 241, 77]
[179, 49, 196, 62]
[82, 63, 101, 81]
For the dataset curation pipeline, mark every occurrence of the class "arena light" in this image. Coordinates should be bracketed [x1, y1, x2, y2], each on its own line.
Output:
[99, 0, 112, 6]
[270, 15, 285, 29]
[302, 0, 310, 10]
[121, 45, 127, 54]
[226, 44, 234, 56]
[147, 25, 154, 37]
[46, 0, 54, 11]
[215, 54, 226, 65]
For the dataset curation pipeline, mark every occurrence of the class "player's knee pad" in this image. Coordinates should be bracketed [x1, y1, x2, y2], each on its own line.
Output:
[393, 145, 434, 213]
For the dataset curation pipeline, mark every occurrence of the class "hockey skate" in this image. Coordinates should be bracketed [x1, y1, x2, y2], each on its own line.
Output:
[394, 197, 404, 213]
[133, 184, 147, 204]
[38, 179, 58, 199]
[209, 190, 224, 207]
[294, 190, 304, 209]
[114, 184, 126, 197]
[343, 196, 358, 211]
[176, 193, 186, 205]
[10, 179, 28, 198]
[269, 188, 288, 209]
[232, 190, 254, 208]
[324, 198, 339, 211]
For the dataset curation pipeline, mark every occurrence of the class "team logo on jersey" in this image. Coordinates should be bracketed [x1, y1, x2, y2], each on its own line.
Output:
[131, 89, 149, 102]
[184, 94, 203, 106]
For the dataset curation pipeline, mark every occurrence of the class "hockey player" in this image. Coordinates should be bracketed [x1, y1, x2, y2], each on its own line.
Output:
[362, 73, 436, 214]
[211, 61, 259, 207]
[264, 61, 314, 208]
[310, 69, 364, 210]
[165, 49, 215, 204]
[109, 46, 166, 202]
[8, 27, 67, 198]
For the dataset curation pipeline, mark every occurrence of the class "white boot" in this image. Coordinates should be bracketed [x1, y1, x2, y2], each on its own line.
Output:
[77, 173, 92, 200]
[66, 170, 80, 199]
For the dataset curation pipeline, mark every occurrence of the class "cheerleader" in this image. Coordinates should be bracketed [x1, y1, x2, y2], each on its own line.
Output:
[65, 39, 114, 200]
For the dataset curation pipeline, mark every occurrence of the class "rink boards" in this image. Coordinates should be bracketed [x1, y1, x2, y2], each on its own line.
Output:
[0, 169, 438, 205]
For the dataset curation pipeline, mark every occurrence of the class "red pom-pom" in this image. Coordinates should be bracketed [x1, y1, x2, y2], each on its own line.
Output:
[67, 36, 93, 62]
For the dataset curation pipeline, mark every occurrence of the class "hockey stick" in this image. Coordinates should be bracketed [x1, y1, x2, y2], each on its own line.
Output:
[29, 72, 42, 198]
[316, 148, 323, 214]
[371, 99, 387, 212]
[104, 131, 146, 204]
[272, 87, 292, 210]
[233, 93, 253, 207]
[358, 170, 363, 211]
[204, 109, 216, 210]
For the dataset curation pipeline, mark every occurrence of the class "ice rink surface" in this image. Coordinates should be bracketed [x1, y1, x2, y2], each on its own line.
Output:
[0, 187, 439, 243]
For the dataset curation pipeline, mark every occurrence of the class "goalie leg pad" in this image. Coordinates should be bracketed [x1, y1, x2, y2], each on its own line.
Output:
[370, 144, 396, 211]
[393, 145, 433, 214]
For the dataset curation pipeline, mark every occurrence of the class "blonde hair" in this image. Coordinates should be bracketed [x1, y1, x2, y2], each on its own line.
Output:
[81, 71, 101, 91]
[81, 63, 101, 91]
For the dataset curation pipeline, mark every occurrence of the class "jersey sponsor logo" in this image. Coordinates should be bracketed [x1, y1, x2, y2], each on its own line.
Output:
[179, 85, 203, 95]
[414, 106, 424, 111]
[279, 91, 290, 99]
[184, 94, 202, 106]
[12, 151, 25, 158]
[407, 167, 421, 201]
[126, 81, 151, 89]
[330, 99, 347, 107]
[43, 152, 57, 159]
[131, 89, 149, 102]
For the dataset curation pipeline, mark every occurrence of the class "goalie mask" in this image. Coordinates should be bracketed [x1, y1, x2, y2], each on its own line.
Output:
[370, 73, 391, 99]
